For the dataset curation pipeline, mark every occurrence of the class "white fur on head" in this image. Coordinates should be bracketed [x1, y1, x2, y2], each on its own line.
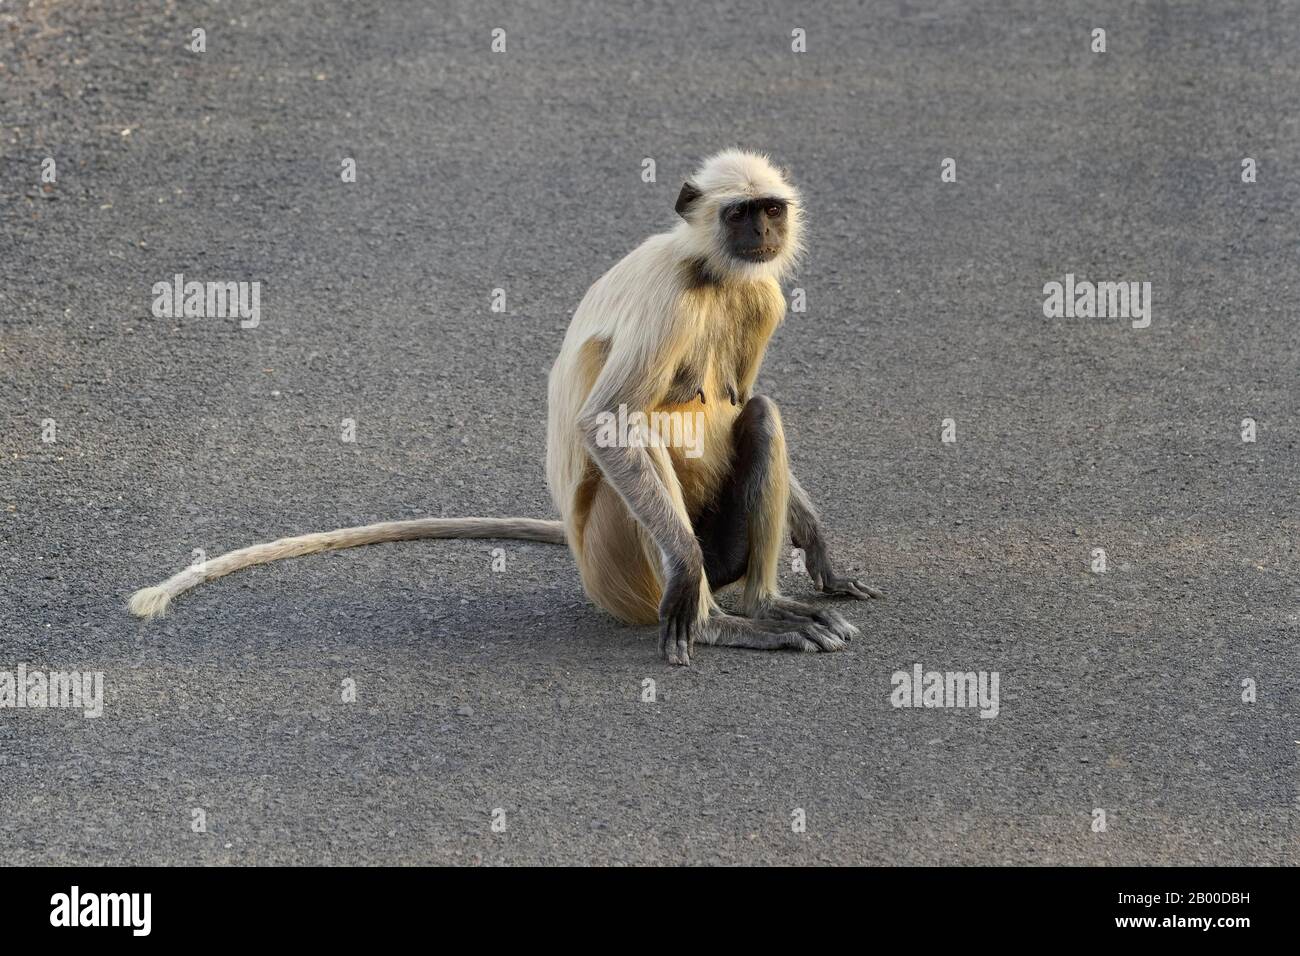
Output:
[673, 148, 804, 283]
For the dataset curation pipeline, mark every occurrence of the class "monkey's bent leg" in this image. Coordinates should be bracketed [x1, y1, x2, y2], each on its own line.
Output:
[576, 480, 662, 626]
[694, 396, 858, 644]
[693, 395, 785, 597]
[578, 440, 842, 660]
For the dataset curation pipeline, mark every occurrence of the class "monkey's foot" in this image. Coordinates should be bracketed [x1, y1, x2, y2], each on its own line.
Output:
[697, 611, 847, 654]
[744, 595, 860, 643]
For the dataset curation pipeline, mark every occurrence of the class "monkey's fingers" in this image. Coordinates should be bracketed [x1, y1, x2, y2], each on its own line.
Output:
[659, 613, 691, 666]
[658, 618, 673, 661]
[822, 576, 885, 600]
[659, 565, 701, 665]
[677, 607, 693, 665]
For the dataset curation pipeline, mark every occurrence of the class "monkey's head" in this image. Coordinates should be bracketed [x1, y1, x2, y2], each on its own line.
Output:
[673, 149, 804, 283]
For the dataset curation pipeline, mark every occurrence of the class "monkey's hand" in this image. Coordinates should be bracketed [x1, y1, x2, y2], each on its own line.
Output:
[658, 549, 703, 666]
[803, 540, 884, 600]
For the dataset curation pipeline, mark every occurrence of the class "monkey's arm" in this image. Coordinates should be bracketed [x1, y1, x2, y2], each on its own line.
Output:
[577, 346, 706, 664]
[788, 474, 884, 600]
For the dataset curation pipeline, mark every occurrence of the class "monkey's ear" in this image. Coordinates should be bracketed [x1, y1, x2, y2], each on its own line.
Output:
[674, 181, 703, 219]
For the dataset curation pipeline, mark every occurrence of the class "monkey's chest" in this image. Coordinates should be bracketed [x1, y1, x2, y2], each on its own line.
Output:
[655, 356, 747, 512]
[662, 358, 744, 409]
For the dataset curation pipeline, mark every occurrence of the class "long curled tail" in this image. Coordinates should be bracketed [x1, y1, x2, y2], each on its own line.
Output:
[127, 517, 567, 620]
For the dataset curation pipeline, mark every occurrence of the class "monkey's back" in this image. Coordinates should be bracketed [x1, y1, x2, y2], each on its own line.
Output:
[545, 232, 688, 526]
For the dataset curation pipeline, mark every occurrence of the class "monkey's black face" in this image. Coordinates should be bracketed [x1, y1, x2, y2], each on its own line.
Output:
[721, 198, 788, 263]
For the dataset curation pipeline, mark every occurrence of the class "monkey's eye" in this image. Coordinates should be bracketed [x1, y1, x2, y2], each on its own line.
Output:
[764, 204, 784, 217]
[726, 206, 745, 222]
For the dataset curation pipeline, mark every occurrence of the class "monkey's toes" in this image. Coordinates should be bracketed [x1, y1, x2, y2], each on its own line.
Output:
[798, 624, 848, 653]
[763, 599, 859, 642]
[808, 606, 859, 642]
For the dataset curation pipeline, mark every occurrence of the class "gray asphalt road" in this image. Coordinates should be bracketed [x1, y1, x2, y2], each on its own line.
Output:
[1, 0, 1296, 865]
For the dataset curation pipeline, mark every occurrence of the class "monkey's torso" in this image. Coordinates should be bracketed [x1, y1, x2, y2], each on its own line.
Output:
[545, 234, 786, 622]
[651, 263, 786, 516]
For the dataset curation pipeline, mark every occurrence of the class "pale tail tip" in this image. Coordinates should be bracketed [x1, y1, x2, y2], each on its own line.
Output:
[127, 586, 171, 620]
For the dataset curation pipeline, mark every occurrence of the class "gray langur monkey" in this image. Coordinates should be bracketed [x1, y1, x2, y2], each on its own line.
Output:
[129, 149, 883, 665]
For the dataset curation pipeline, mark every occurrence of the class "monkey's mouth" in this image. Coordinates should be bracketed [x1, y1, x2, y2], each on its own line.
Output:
[735, 247, 780, 262]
